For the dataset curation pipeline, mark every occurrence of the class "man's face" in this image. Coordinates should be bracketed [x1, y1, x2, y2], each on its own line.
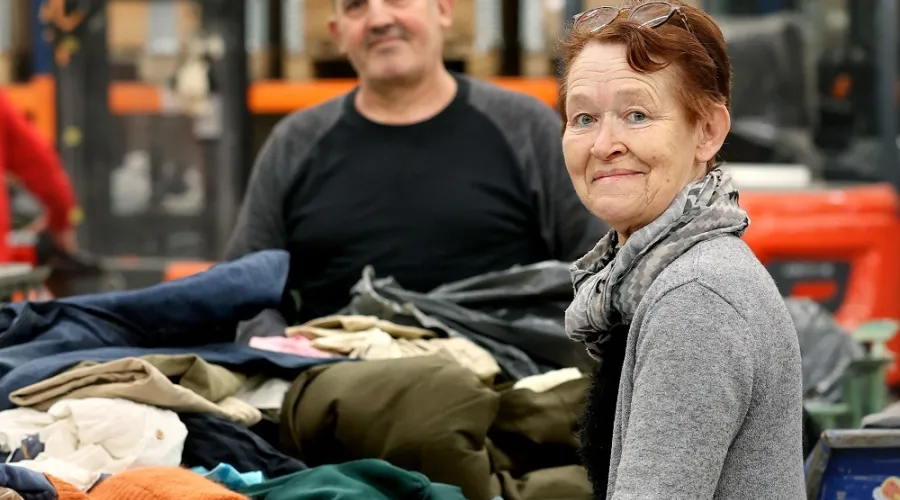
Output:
[330, 0, 453, 84]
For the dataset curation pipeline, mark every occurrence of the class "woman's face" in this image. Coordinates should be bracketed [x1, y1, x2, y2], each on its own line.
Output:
[562, 42, 723, 239]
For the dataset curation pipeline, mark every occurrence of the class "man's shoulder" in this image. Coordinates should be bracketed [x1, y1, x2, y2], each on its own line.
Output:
[463, 75, 561, 130]
[270, 94, 347, 142]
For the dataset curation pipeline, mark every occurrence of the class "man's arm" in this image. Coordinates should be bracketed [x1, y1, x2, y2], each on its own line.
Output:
[0, 91, 77, 234]
[611, 281, 755, 499]
[225, 127, 294, 339]
[224, 129, 291, 261]
[530, 104, 608, 261]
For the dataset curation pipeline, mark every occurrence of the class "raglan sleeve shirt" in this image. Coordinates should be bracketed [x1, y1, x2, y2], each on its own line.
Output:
[224, 129, 290, 261]
[224, 125, 294, 337]
[0, 91, 76, 232]
[611, 281, 756, 499]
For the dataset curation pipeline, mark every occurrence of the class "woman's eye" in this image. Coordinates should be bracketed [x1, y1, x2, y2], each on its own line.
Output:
[625, 111, 647, 124]
[573, 114, 595, 127]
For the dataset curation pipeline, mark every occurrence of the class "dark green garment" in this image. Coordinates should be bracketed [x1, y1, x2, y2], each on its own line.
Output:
[489, 378, 592, 500]
[496, 466, 592, 500]
[490, 377, 589, 477]
[239, 459, 466, 500]
[280, 356, 500, 500]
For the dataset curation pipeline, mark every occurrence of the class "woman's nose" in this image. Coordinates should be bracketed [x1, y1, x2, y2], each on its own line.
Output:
[589, 124, 626, 161]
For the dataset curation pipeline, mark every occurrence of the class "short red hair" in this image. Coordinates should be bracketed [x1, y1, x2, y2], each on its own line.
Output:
[558, 1, 731, 169]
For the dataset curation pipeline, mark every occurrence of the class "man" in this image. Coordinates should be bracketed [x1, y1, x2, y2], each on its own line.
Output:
[0, 90, 79, 261]
[226, 0, 605, 334]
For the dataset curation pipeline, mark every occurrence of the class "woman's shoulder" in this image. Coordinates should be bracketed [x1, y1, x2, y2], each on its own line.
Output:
[632, 234, 799, 369]
[640, 235, 788, 324]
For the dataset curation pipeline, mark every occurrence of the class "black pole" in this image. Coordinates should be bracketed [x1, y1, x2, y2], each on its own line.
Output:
[200, 0, 249, 257]
[53, 0, 112, 255]
[500, 0, 519, 76]
[876, 0, 899, 189]
[268, 0, 283, 80]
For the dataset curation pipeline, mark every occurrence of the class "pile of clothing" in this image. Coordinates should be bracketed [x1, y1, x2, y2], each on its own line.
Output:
[2, 459, 467, 499]
[0, 251, 595, 500]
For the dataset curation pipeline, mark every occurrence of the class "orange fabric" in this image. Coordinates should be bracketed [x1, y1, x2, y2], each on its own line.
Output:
[45, 475, 82, 500]
[46, 467, 248, 500]
[163, 261, 215, 282]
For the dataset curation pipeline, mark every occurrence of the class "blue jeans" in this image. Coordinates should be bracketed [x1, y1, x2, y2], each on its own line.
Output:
[0, 250, 289, 381]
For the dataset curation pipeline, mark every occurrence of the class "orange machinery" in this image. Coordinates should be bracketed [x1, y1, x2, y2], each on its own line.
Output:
[739, 178, 900, 387]
[740, 182, 900, 331]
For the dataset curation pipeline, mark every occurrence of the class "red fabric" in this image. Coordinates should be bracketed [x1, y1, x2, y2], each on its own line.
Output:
[0, 90, 77, 261]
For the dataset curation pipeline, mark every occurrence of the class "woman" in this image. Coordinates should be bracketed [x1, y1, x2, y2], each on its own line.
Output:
[559, 2, 805, 498]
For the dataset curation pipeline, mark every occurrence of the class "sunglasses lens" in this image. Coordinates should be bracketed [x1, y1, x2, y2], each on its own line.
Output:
[575, 7, 619, 32]
[631, 2, 674, 28]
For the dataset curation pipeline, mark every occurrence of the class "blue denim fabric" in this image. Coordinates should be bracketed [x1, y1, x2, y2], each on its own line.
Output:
[0, 464, 56, 500]
[0, 250, 341, 408]
[0, 250, 290, 362]
[180, 412, 307, 480]
[7, 434, 44, 463]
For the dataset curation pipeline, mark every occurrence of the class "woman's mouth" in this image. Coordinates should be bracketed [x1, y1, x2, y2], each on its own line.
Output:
[592, 169, 643, 182]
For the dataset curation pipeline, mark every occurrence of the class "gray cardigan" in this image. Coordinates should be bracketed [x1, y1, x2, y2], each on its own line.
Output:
[607, 235, 805, 499]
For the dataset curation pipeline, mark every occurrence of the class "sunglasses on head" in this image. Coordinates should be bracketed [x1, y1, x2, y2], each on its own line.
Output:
[572, 1, 684, 33]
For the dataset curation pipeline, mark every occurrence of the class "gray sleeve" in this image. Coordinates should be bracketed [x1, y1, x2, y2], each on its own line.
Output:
[224, 98, 344, 261]
[225, 99, 344, 340]
[528, 103, 609, 260]
[613, 281, 755, 499]
[224, 127, 294, 339]
[467, 81, 607, 261]
[224, 129, 291, 261]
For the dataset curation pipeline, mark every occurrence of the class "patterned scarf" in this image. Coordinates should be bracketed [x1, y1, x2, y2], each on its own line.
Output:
[565, 168, 750, 360]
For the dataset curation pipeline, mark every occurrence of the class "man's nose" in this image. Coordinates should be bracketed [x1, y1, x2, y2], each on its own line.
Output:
[365, 0, 395, 29]
[590, 123, 627, 161]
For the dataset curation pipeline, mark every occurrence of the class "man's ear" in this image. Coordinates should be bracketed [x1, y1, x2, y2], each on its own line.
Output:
[437, 0, 455, 29]
[328, 19, 345, 54]
[695, 103, 730, 164]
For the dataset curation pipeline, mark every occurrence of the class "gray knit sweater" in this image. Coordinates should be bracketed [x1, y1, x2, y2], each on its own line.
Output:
[606, 235, 805, 499]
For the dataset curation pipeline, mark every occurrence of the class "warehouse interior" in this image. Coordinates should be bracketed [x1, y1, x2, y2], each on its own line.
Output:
[0, 1, 899, 499]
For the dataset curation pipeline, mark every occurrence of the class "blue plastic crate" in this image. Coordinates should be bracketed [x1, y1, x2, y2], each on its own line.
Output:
[806, 429, 900, 499]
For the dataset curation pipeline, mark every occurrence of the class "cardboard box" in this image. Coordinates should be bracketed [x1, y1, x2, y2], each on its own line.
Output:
[446, 0, 476, 56]
[302, 0, 337, 59]
[107, 0, 200, 57]
[0, 53, 12, 84]
[10, 0, 30, 54]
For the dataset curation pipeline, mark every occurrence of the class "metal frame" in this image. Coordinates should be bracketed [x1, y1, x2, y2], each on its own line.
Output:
[49, 0, 248, 260]
[876, 0, 899, 189]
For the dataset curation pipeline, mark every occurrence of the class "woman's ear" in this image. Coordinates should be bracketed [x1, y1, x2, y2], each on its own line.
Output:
[695, 104, 730, 164]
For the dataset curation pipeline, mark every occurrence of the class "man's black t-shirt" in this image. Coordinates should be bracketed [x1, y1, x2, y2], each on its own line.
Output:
[226, 74, 606, 326]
